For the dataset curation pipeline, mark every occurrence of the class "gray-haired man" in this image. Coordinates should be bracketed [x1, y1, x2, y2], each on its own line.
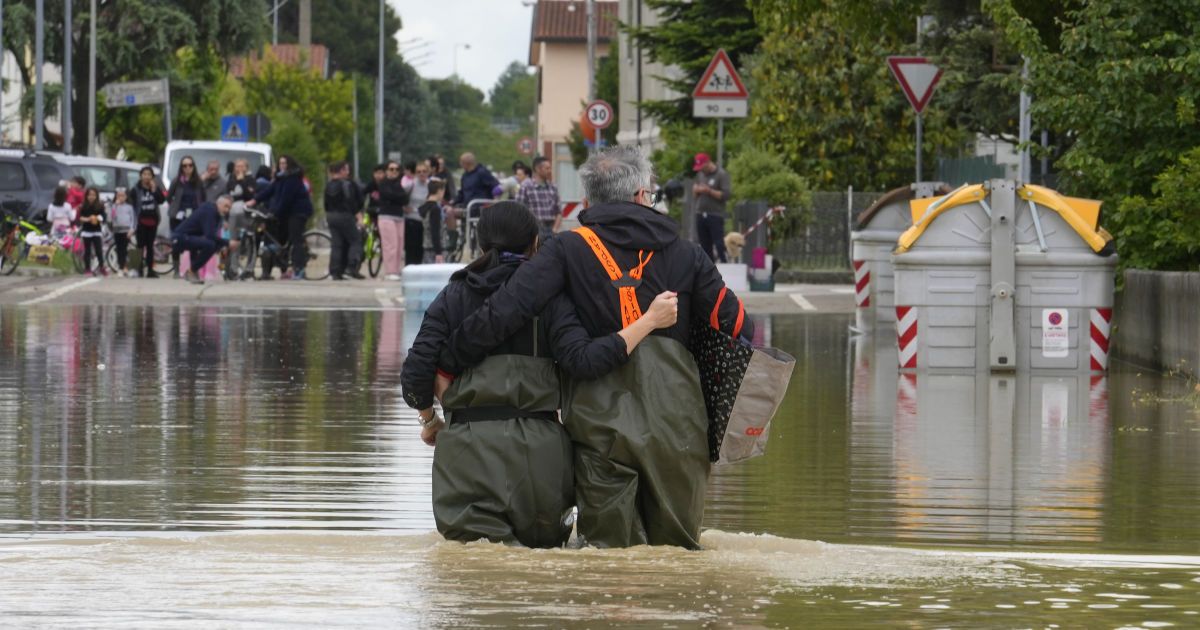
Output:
[436, 145, 750, 549]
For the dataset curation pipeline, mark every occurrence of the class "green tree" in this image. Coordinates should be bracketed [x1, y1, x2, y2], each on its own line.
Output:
[627, 0, 760, 124]
[747, 0, 967, 190]
[488, 61, 537, 126]
[727, 146, 812, 240]
[2, 0, 264, 153]
[242, 54, 355, 165]
[274, 0, 402, 74]
[987, 0, 1200, 270]
[265, 110, 325, 212]
[566, 54, 620, 167]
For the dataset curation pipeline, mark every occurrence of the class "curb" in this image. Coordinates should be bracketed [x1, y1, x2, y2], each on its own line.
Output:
[776, 269, 853, 285]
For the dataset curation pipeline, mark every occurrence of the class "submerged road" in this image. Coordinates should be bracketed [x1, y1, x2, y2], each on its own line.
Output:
[0, 274, 853, 313]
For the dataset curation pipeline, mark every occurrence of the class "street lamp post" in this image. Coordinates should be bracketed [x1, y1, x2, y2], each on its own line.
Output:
[63, 0, 71, 152]
[452, 43, 470, 78]
[376, 0, 384, 163]
[34, 0, 44, 150]
[87, 0, 96, 156]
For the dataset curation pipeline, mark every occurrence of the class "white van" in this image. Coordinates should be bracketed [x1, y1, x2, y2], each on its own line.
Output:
[161, 140, 273, 190]
[51, 154, 151, 203]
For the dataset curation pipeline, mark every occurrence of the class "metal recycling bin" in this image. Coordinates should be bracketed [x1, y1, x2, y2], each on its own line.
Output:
[891, 179, 1117, 373]
[402, 262, 466, 351]
[850, 181, 947, 334]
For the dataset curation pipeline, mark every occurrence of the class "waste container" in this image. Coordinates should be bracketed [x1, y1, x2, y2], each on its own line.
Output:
[891, 180, 1116, 373]
[850, 182, 947, 334]
[402, 263, 465, 351]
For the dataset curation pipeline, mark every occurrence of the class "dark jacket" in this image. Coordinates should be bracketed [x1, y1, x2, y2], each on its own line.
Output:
[402, 258, 629, 411]
[225, 174, 256, 203]
[132, 183, 165, 226]
[254, 169, 313, 219]
[172, 201, 226, 244]
[377, 177, 409, 218]
[420, 200, 443, 256]
[77, 201, 106, 234]
[453, 165, 499, 207]
[324, 178, 363, 215]
[437, 200, 751, 375]
[167, 176, 204, 218]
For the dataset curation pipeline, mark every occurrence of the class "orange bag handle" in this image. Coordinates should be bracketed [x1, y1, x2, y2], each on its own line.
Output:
[710, 287, 745, 339]
[574, 227, 653, 328]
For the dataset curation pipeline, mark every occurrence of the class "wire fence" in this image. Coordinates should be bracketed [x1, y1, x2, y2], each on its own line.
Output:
[737, 190, 884, 271]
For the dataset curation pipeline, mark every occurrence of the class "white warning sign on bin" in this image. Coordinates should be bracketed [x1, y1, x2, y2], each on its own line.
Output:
[1042, 309, 1069, 358]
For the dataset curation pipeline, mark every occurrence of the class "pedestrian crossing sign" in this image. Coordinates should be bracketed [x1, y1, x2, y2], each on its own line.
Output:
[221, 115, 249, 143]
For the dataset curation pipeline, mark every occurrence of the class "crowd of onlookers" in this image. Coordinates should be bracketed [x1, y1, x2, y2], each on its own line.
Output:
[45, 149, 566, 284]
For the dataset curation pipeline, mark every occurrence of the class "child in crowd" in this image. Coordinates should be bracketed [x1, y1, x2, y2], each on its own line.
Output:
[66, 176, 86, 210]
[77, 187, 107, 276]
[110, 187, 136, 277]
[47, 185, 74, 241]
[420, 180, 446, 264]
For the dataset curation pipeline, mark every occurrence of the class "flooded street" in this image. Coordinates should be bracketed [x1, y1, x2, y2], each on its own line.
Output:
[1, 306, 1198, 627]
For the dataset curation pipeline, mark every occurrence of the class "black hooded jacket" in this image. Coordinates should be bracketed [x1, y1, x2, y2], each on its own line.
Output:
[436, 200, 750, 376]
[402, 257, 630, 411]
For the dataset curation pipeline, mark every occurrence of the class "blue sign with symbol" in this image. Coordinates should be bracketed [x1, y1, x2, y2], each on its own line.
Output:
[125, 95, 136, 105]
[220, 115, 249, 143]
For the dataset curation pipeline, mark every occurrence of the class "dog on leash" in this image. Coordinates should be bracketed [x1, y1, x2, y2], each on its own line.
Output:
[724, 231, 746, 261]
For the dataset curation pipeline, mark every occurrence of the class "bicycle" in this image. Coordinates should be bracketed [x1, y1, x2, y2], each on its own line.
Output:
[243, 208, 333, 281]
[0, 210, 47, 276]
[361, 214, 382, 277]
[104, 231, 174, 276]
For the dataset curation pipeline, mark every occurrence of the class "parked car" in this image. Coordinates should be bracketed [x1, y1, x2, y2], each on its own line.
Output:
[161, 140, 272, 191]
[51, 154, 150, 203]
[0, 149, 75, 220]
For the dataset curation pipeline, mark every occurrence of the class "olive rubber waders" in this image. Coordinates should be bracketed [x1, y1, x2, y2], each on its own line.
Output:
[561, 336, 711, 550]
[435, 353, 574, 548]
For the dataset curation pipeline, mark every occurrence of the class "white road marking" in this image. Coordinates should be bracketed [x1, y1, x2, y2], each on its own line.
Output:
[18, 278, 101, 306]
[790, 292, 817, 311]
[374, 288, 393, 308]
[829, 288, 855, 294]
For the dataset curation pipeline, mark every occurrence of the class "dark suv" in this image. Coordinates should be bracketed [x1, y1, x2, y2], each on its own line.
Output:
[0, 149, 75, 220]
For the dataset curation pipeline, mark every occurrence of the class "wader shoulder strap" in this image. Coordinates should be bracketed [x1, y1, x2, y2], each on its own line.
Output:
[710, 287, 746, 339]
[574, 226, 654, 328]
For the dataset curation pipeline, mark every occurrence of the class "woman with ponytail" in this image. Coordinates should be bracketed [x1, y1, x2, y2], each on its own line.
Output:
[401, 201, 677, 548]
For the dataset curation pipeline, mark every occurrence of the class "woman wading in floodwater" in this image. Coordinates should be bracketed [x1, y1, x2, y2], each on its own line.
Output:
[401, 201, 678, 548]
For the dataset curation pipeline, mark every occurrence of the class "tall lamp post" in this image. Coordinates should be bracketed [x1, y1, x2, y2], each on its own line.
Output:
[34, 0, 44, 150]
[376, 0, 384, 162]
[452, 43, 470, 78]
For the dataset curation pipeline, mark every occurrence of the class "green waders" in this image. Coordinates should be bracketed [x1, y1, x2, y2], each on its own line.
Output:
[435, 354, 574, 548]
[561, 336, 711, 549]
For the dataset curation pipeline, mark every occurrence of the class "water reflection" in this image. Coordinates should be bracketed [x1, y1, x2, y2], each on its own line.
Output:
[0, 306, 1198, 626]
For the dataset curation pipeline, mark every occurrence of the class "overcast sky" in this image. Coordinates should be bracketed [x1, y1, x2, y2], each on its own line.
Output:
[393, 0, 536, 97]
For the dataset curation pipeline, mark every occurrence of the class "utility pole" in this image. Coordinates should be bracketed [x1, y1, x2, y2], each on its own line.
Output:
[87, 0, 96, 156]
[586, 0, 595, 103]
[34, 0, 44, 150]
[298, 0, 311, 49]
[1019, 56, 1031, 183]
[272, 0, 279, 46]
[0, 0, 5, 143]
[352, 78, 359, 179]
[376, 0, 384, 162]
[63, 0, 72, 152]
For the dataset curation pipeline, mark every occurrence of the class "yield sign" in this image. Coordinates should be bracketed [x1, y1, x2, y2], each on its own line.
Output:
[693, 49, 749, 99]
[887, 56, 943, 114]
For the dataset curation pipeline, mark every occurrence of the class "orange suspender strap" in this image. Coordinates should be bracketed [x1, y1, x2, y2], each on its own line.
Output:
[710, 287, 746, 339]
[574, 226, 654, 328]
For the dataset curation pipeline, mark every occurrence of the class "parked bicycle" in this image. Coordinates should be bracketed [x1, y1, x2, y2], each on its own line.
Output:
[361, 214, 382, 277]
[0, 210, 47, 276]
[240, 208, 333, 281]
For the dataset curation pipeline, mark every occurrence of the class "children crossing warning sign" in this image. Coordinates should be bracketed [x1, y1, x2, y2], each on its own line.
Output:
[692, 49, 748, 119]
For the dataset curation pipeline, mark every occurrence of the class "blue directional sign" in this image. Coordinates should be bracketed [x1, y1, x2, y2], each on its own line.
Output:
[125, 95, 136, 106]
[221, 115, 249, 143]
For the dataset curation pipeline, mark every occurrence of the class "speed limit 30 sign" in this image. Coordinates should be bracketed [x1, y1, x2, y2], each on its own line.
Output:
[585, 100, 614, 129]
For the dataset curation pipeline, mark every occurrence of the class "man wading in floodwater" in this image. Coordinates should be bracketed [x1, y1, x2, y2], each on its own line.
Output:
[436, 145, 749, 549]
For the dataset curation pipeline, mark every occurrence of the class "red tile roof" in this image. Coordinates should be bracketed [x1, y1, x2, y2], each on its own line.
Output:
[229, 44, 330, 79]
[531, 0, 618, 43]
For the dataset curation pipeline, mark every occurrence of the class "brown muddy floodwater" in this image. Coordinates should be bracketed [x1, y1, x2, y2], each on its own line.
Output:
[0, 306, 1197, 628]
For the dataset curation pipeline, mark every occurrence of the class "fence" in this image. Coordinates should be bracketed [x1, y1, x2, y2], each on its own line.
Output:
[757, 190, 883, 271]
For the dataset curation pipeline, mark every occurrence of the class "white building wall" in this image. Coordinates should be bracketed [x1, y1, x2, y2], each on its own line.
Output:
[616, 0, 681, 151]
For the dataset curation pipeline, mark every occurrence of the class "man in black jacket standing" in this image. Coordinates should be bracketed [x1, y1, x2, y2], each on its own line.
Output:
[324, 161, 365, 280]
[436, 145, 750, 550]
